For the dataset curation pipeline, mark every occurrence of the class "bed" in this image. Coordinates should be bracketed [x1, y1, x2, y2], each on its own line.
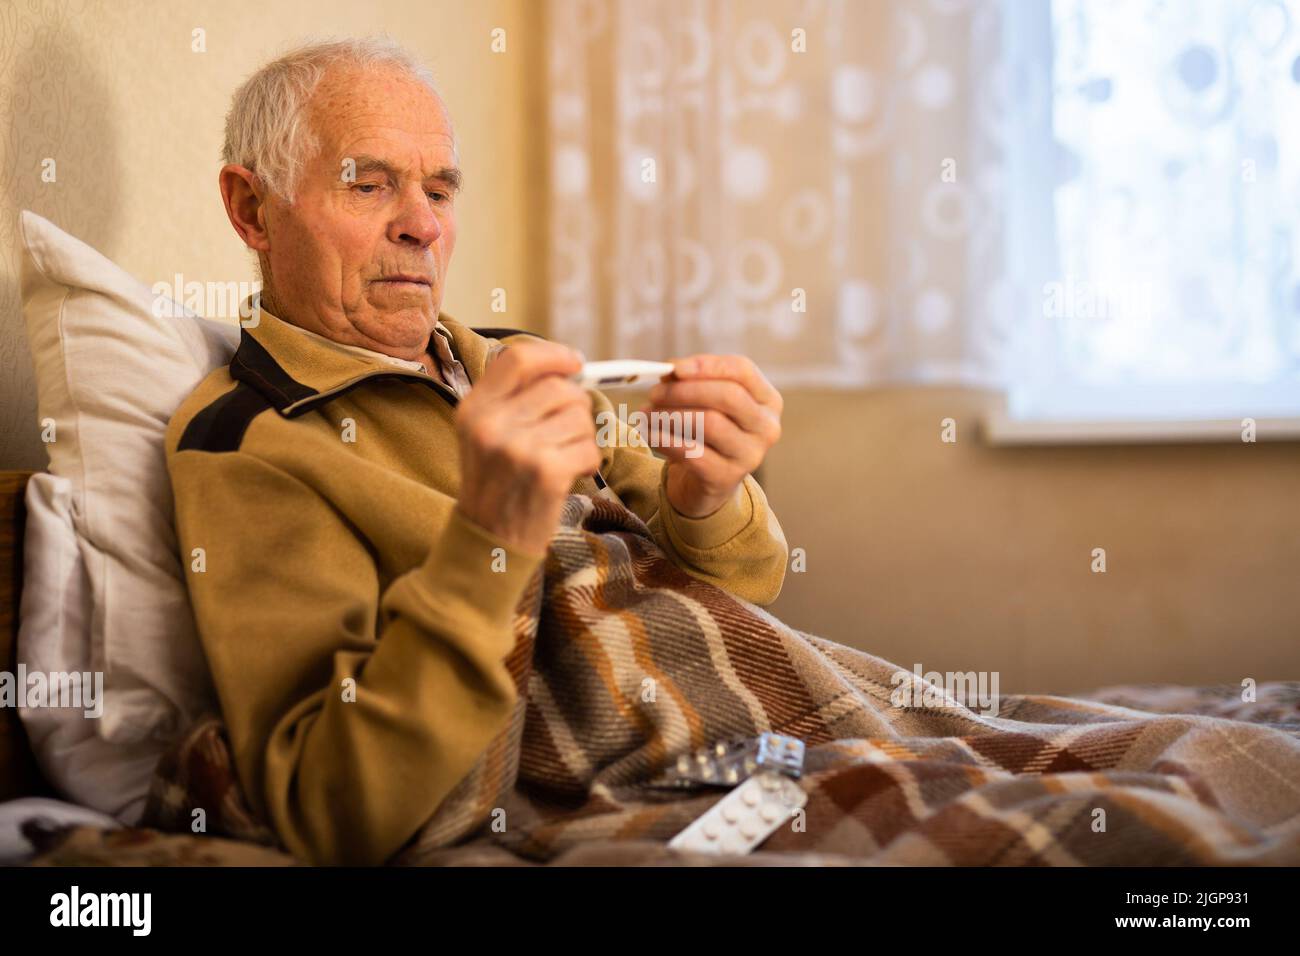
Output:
[5, 467, 1300, 868]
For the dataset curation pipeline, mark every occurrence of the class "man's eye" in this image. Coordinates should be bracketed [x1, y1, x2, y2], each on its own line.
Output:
[354, 183, 382, 194]
[428, 191, 449, 203]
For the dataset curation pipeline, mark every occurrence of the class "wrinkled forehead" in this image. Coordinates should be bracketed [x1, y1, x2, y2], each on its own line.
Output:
[307, 64, 457, 166]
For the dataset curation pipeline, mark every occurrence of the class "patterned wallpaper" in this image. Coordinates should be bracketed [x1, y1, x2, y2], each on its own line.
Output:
[0, 0, 542, 470]
[1, 0, 113, 469]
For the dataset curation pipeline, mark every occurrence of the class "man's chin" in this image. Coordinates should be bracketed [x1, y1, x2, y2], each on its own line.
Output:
[364, 289, 440, 317]
[356, 301, 440, 348]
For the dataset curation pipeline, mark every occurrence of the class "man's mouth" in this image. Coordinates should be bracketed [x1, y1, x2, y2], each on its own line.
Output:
[375, 274, 432, 287]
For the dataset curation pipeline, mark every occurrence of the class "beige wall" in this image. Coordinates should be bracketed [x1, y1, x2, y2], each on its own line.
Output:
[2, 2, 1296, 693]
[763, 388, 1300, 693]
[0, 0, 546, 470]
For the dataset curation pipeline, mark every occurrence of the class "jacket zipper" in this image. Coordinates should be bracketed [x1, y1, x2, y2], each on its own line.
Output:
[280, 367, 462, 417]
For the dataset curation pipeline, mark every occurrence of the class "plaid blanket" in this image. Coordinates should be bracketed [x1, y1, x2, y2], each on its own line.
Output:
[114, 493, 1300, 865]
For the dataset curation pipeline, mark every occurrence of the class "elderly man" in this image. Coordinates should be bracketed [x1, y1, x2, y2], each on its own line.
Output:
[165, 38, 787, 866]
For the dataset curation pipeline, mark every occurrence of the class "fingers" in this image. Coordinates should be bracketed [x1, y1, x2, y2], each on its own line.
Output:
[484, 413, 598, 495]
[539, 400, 599, 446]
[475, 339, 584, 400]
[460, 385, 590, 460]
[647, 378, 780, 445]
[513, 374, 595, 428]
[511, 415, 600, 494]
[460, 340, 599, 486]
[554, 429, 603, 472]
[455, 340, 603, 555]
[649, 408, 762, 472]
[646, 406, 730, 455]
[641, 356, 781, 511]
[667, 354, 782, 413]
[652, 442, 739, 494]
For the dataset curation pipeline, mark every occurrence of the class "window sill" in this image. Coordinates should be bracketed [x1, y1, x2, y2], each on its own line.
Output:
[981, 409, 1300, 445]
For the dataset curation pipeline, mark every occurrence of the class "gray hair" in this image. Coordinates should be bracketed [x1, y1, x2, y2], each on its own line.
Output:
[222, 37, 449, 202]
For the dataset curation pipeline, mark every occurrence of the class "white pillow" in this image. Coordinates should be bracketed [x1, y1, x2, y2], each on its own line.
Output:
[16, 474, 162, 823]
[18, 211, 239, 787]
[0, 796, 121, 864]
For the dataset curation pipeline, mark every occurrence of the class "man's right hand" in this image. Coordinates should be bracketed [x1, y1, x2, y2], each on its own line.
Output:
[454, 340, 602, 557]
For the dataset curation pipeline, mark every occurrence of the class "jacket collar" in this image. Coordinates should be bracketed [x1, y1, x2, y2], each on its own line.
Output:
[231, 306, 501, 417]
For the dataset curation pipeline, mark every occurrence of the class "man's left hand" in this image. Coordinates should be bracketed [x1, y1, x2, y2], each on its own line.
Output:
[642, 354, 783, 518]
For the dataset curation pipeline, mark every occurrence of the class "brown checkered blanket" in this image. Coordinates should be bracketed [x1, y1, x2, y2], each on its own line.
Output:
[28, 493, 1300, 866]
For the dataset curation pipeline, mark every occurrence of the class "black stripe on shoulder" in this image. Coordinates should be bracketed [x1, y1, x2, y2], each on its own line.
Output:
[230, 329, 319, 408]
[472, 327, 548, 341]
[177, 383, 274, 453]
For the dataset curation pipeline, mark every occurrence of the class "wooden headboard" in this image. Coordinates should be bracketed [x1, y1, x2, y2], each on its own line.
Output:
[0, 470, 49, 799]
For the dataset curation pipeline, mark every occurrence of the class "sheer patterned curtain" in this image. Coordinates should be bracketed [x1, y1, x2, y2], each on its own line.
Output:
[546, 0, 1032, 388]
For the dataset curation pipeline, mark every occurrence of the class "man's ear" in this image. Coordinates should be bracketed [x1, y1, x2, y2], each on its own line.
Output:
[219, 164, 272, 254]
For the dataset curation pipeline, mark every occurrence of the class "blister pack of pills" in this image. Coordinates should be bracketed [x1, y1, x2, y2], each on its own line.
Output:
[667, 770, 808, 856]
[654, 732, 807, 790]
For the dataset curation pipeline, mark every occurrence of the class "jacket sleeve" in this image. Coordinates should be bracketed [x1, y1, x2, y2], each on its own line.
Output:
[587, 387, 789, 606]
[167, 446, 543, 866]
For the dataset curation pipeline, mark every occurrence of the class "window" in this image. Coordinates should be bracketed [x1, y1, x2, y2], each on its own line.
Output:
[1005, 0, 1300, 425]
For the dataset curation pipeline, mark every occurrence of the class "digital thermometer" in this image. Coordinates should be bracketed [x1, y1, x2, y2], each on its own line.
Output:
[573, 359, 676, 390]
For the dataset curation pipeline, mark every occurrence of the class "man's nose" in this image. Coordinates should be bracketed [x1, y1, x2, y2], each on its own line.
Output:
[388, 186, 443, 247]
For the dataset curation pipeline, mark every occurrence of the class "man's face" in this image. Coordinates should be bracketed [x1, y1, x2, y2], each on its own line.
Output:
[260, 65, 460, 358]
